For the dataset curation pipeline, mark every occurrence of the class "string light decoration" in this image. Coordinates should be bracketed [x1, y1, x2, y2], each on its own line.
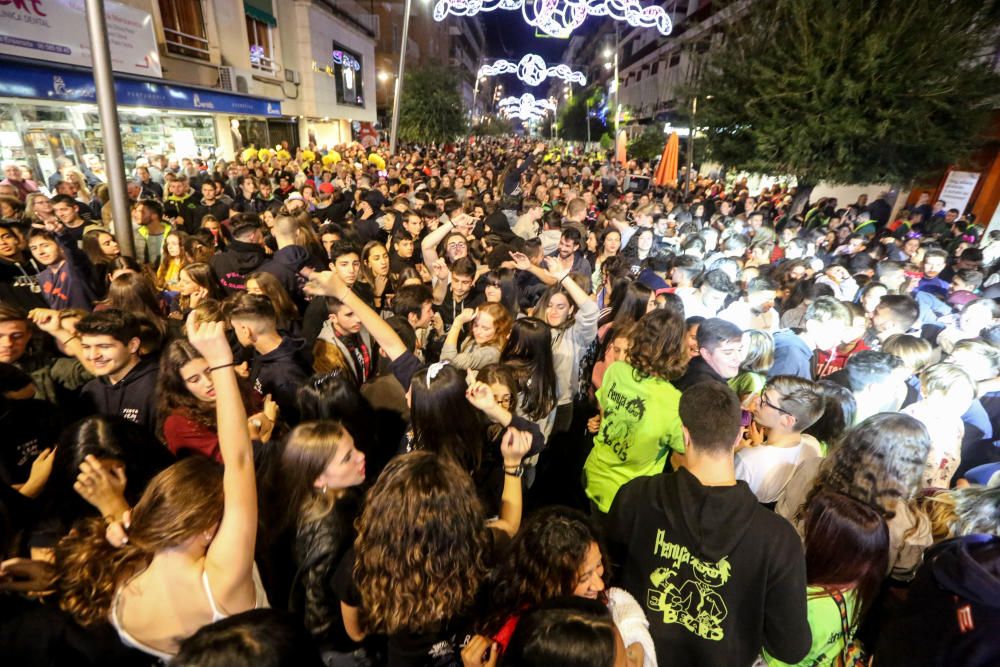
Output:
[478, 54, 587, 87]
[433, 0, 673, 39]
[498, 93, 557, 120]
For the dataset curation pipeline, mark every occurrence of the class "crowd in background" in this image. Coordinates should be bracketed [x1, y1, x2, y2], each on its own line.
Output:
[0, 136, 999, 666]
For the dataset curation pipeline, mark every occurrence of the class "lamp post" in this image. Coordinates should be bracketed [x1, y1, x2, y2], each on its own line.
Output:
[84, 0, 134, 257]
[389, 0, 422, 156]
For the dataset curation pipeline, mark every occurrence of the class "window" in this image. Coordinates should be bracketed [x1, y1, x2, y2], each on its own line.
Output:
[246, 15, 275, 72]
[668, 53, 681, 68]
[650, 61, 660, 75]
[158, 0, 210, 60]
[332, 43, 365, 107]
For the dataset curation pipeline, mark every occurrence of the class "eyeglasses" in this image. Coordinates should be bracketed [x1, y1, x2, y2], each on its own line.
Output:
[759, 387, 792, 416]
[494, 394, 513, 408]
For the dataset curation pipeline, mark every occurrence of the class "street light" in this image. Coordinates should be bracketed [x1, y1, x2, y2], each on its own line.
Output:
[378, 71, 390, 82]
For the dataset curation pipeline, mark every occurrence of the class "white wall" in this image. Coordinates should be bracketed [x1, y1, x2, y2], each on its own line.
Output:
[303, 3, 377, 124]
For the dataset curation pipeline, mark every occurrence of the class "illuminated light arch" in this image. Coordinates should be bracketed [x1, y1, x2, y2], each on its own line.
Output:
[478, 54, 587, 86]
[498, 93, 557, 120]
[434, 0, 673, 39]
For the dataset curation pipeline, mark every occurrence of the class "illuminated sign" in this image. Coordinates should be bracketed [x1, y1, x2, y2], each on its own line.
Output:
[478, 54, 586, 86]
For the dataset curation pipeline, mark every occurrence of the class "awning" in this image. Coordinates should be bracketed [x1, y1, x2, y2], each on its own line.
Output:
[0, 57, 283, 118]
[244, 0, 277, 27]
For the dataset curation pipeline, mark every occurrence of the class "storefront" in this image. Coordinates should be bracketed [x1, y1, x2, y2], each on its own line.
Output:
[0, 57, 286, 185]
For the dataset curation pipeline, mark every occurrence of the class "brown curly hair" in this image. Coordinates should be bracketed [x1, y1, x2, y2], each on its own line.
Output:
[354, 451, 489, 636]
[56, 457, 224, 626]
[482, 507, 609, 634]
[626, 308, 688, 381]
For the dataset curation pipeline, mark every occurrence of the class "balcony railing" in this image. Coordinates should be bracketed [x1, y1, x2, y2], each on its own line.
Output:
[164, 26, 211, 59]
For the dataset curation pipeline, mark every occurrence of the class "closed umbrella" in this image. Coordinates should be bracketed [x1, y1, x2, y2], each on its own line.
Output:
[653, 132, 679, 187]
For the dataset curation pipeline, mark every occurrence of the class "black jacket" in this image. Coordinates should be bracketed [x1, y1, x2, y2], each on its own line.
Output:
[875, 535, 1000, 666]
[251, 337, 310, 422]
[674, 356, 727, 391]
[258, 245, 309, 304]
[210, 240, 268, 294]
[81, 358, 159, 436]
[607, 467, 811, 667]
[191, 200, 231, 233]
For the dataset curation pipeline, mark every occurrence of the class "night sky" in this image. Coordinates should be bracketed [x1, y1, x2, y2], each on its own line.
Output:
[480, 13, 607, 97]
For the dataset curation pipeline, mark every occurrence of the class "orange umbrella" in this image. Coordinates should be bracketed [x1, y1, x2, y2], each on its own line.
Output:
[653, 132, 679, 187]
[615, 130, 627, 166]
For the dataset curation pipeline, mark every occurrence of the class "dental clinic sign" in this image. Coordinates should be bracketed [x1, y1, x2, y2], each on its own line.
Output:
[0, 0, 162, 77]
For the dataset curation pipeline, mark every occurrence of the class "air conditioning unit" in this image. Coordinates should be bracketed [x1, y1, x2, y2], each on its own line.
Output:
[217, 66, 257, 94]
[284, 68, 301, 85]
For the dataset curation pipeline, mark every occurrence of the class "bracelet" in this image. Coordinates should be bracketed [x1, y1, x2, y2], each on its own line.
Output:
[504, 465, 524, 478]
[208, 362, 236, 373]
[61, 333, 80, 345]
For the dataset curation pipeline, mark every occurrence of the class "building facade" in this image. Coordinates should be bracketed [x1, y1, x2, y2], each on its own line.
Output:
[0, 0, 377, 185]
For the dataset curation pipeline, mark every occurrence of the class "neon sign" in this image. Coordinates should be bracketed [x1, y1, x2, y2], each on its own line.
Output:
[332, 50, 361, 71]
[498, 93, 557, 120]
[478, 54, 586, 86]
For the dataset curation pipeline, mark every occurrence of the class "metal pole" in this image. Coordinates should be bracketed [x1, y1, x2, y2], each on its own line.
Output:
[389, 0, 413, 156]
[84, 0, 134, 257]
[613, 24, 620, 137]
[586, 97, 591, 148]
[685, 96, 697, 197]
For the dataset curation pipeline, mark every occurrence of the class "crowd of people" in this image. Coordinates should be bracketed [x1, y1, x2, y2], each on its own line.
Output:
[0, 136, 999, 666]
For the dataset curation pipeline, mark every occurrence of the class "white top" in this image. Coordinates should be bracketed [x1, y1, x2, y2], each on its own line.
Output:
[735, 436, 822, 504]
[110, 564, 269, 661]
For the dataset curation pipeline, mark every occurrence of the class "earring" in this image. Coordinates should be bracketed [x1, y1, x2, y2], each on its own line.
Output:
[321, 485, 328, 494]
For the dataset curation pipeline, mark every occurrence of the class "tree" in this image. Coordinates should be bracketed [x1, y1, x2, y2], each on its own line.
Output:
[398, 65, 466, 144]
[688, 0, 1000, 202]
[629, 125, 666, 162]
[557, 88, 607, 142]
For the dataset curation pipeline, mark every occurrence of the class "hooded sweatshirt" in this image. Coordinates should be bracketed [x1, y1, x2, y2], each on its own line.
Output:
[607, 467, 811, 667]
[250, 336, 310, 422]
[768, 330, 814, 380]
[875, 535, 1000, 666]
[80, 358, 159, 435]
[210, 240, 268, 294]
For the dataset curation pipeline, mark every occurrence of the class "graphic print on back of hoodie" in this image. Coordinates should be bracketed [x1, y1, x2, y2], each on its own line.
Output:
[647, 529, 732, 641]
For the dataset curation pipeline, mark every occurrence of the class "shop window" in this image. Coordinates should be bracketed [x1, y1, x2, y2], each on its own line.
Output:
[159, 0, 210, 60]
[332, 43, 365, 108]
[246, 15, 276, 73]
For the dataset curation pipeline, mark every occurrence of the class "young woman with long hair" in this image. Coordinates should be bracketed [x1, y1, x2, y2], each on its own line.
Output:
[246, 271, 300, 335]
[482, 268, 520, 317]
[778, 413, 933, 579]
[269, 420, 366, 657]
[501, 317, 559, 440]
[175, 262, 225, 316]
[479, 507, 655, 665]
[360, 241, 395, 312]
[589, 280, 655, 393]
[591, 228, 622, 291]
[348, 448, 528, 665]
[55, 316, 266, 661]
[583, 307, 689, 516]
[99, 272, 168, 342]
[156, 338, 275, 461]
[764, 491, 888, 666]
[441, 302, 514, 371]
[156, 230, 189, 292]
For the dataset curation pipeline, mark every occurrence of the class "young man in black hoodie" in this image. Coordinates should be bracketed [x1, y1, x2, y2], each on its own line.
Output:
[229, 292, 309, 422]
[606, 381, 810, 666]
[674, 318, 743, 391]
[77, 309, 159, 436]
[210, 216, 268, 294]
[0, 222, 46, 312]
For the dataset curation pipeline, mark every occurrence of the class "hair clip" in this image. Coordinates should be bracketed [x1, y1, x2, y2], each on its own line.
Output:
[426, 361, 448, 385]
[905, 231, 922, 240]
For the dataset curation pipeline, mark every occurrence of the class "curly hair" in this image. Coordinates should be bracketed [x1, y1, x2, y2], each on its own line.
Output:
[798, 413, 931, 523]
[482, 507, 609, 634]
[56, 457, 224, 626]
[354, 451, 489, 636]
[626, 307, 688, 381]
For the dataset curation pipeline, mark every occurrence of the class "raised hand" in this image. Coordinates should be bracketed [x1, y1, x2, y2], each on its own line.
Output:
[74, 454, 129, 520]
[28, 308, 63, 335]
[508, 251, 531, 271]
[466, 380, 498, 413]
[185, 312, 233, 367]
[304, 270, 349, 299]
[501, 427, 532, 468]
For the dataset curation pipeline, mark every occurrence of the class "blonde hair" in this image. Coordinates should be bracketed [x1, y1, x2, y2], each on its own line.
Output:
[739, 329, 774, 373]
[919, 362, 976, 397]
[882, 334, 934, 375]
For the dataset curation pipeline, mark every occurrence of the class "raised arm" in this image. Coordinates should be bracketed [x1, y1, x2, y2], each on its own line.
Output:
[189, 315, 258, 609]
[305, 271, 407, 361]
[489, 427, 531, 538]
[420, 219, 454, 271]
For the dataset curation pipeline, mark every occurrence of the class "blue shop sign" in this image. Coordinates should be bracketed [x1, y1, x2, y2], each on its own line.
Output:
[0, 59, 282, 117]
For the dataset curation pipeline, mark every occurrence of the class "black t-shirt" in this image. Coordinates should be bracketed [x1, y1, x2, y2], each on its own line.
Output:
[0, 398, 62, 486]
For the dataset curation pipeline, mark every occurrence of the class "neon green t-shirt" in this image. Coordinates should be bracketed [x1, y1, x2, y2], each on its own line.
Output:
[584, 361, 684, 513]
[765, 587, 857, 667]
